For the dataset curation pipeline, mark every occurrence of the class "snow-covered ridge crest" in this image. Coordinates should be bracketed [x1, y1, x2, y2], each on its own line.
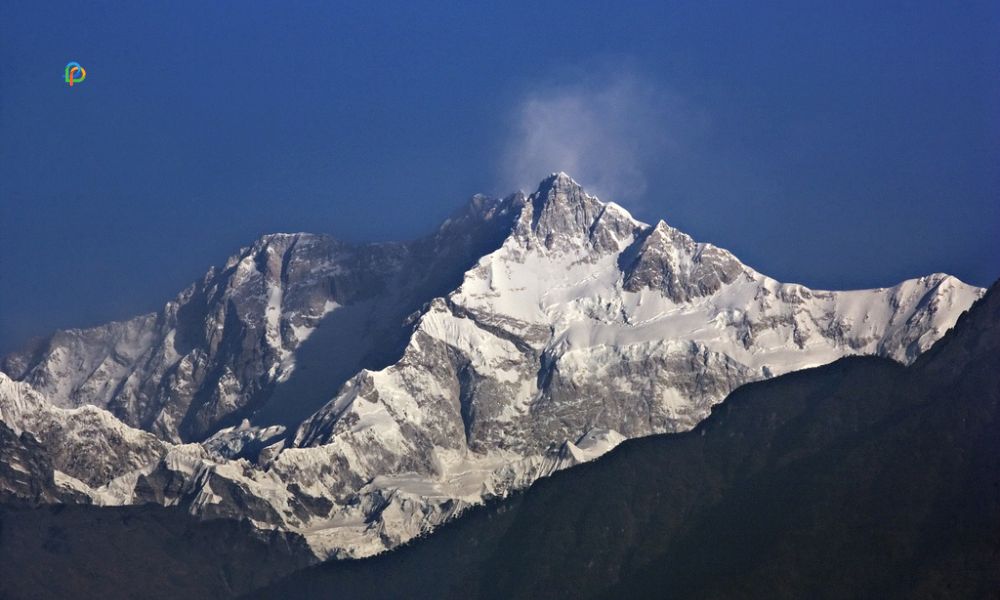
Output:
[0, 173, 985, 559]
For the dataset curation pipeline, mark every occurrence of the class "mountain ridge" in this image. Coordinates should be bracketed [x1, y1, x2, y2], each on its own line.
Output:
[0, 173, 985, 560]
[251, 280, 1000, 599]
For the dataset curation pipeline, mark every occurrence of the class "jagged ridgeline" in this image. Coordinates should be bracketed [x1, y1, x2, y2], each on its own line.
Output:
[0, 173, 984, 560]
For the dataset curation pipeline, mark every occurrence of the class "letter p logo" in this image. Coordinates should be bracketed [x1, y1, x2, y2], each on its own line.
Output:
[65, 62, 86, 87]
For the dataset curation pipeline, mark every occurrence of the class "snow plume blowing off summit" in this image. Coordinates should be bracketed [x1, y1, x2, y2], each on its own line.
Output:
[499, 68, 704, 203]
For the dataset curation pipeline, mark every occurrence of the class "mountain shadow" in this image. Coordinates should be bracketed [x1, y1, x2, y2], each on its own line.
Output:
[0, 504, 314, 600]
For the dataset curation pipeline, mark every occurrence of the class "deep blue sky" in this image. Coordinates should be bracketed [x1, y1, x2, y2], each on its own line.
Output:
[1, 1, 998, 354]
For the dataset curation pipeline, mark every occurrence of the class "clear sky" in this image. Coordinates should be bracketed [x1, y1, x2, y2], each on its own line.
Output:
[1, 1, 998, 354]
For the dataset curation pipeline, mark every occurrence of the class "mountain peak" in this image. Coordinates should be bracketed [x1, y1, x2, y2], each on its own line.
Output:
[515, 173, 642, 254]
[535, 171, 585, 197]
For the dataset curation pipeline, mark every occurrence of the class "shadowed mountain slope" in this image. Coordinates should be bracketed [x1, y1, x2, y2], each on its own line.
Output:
[0, 503, 314, 600]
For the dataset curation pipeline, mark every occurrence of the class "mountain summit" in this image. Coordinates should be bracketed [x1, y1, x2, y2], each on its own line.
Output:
[0, 174, 984, 559]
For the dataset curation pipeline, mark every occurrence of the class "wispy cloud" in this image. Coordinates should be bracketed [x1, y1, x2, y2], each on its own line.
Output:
[498, 66, 704, 203]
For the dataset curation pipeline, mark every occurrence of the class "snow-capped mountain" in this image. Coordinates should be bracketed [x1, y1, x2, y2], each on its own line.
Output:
[0, 173, 984, 559]
[252, 281, 1000, 600]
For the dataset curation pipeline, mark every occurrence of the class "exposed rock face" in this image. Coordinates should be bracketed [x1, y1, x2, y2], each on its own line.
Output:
[0, 173, 985, 559]
[621, 220, 744, 301]
[2, 195, 520, 443]
[0, 422, 85, 505]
